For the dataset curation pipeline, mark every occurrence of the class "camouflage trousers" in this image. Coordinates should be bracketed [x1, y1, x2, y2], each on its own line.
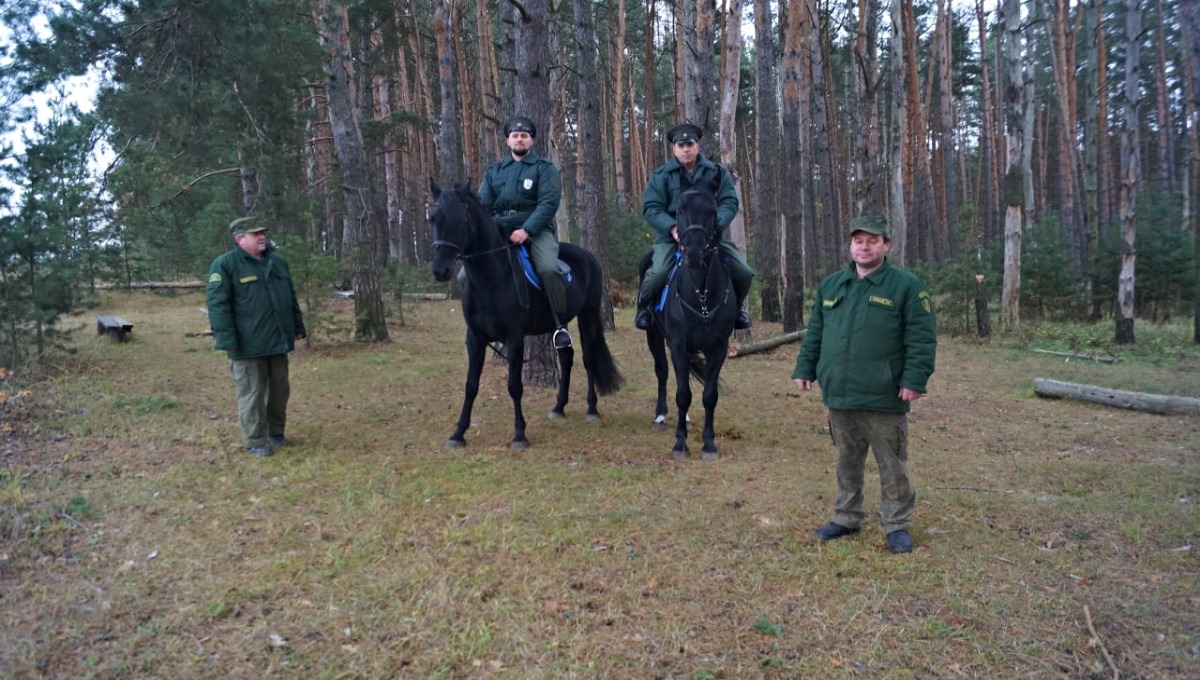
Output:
[827, 409, 915, 534]
[230, 354, 290, 449]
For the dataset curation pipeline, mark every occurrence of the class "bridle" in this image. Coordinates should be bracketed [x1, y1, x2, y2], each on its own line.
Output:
[674, 223, 728, 322]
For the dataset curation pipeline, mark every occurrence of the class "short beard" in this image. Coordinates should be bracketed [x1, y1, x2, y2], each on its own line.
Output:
[510, 146, 530, 158]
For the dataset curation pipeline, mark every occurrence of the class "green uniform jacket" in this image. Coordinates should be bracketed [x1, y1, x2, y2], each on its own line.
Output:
[206, 245, 306, 360]
[642, 154, 739, 244]
[477, 150, 562, 236]
[791, 259, 937, 413]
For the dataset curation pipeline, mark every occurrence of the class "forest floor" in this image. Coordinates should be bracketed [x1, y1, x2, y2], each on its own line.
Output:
[1, 291, 1198, 679]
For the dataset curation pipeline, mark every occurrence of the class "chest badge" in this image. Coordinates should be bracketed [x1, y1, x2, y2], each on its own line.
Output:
[523, 178, 534, 190]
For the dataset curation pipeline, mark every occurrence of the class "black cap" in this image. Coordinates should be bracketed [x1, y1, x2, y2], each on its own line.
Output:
[849, 215, 889, 240]
[503, 116, 537, 138]
[667, 123, 702, 144]
[230, 216, 268, 235]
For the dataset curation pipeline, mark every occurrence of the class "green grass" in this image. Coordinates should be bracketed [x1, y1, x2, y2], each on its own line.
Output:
[0, 291, 1197, 678]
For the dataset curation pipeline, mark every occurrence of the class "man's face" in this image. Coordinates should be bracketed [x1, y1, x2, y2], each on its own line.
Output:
[507, 131, 533, 157]
[236, 230, 269, 258]
[671, 139, 698, 167]
[849, 231, 890, 270]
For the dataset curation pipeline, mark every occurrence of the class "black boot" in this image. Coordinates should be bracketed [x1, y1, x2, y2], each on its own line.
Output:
[634, 296, 652, 330]
[735, 298, 752, 330]
[551, 310, 572, 349]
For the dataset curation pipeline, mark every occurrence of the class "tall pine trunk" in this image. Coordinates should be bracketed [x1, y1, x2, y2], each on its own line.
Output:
[1116, 0, 1143, 344]
[1000, 0, 1025, 327]
[754, 0, 782, 323]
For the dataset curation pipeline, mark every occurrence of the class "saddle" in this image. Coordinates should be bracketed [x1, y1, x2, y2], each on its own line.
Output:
[517, 246, 572, 290]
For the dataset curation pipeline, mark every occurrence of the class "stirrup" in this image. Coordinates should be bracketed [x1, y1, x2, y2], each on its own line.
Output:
[553, 327, 573, 349]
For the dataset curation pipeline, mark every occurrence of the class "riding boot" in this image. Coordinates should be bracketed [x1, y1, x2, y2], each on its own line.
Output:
[550, 309, 573, 349]
[735, 296, 752, 330]
[634, 295, 652, 331]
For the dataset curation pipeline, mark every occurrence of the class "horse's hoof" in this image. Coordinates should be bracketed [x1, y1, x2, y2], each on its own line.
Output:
[672, 448, 688, 461]
[701, 450, 719, 462]
[586, 412, 601, 422]
[511, 440, 530, 451]
[548, 410, 564, 420]
[445, 439, 466, 449]
[651, 422, 665, 432]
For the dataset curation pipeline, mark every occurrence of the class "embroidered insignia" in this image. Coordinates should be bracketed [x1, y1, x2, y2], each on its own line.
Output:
[868, 295, 894, 308]
[239, 275, 259, 284]
[523, 178, 534, 190]
[208, 272, 221, 283]
[823, 299, 837, 308]
[923, 299, 932, 313]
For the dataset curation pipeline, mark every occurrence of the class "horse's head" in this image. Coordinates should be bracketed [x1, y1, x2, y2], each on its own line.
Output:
[676, 174, 720, 269]
[429, 180, 476, 282]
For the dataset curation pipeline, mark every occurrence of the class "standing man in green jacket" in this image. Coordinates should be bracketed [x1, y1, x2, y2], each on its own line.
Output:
[477, 115, 571, 349]
[207, 216, 306, 456]
[636, 122, 754, 331]
[791, 216, 937, 553]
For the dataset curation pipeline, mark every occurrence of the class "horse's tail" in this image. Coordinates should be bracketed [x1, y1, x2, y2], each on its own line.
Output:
[687, 353, 706, 383]
[578, 308, 624, 395]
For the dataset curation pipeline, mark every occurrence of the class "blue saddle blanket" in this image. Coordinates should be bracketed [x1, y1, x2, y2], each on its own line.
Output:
[518, 246, 573, 290]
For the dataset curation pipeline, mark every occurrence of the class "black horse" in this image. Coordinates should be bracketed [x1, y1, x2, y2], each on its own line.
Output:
[639, 174, 738, 460]
[429, 181, 624, 450]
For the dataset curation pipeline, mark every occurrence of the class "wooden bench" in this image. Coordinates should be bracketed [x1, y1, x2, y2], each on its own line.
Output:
[97, 315, 134, 342]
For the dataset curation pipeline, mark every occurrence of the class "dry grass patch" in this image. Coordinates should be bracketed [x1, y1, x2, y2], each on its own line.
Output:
[1, 291, 1197, 678]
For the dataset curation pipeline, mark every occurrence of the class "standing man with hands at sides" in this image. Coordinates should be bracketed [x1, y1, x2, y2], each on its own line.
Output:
[476, 115, 571, 349]
[636, 122, 755, 332]
[792, 216, 937, 554]
[207, 216, 306, 457]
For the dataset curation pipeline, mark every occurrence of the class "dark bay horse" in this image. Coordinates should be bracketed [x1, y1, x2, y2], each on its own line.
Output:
[640, 175, 737, 460]
[429, 181, 623, 450]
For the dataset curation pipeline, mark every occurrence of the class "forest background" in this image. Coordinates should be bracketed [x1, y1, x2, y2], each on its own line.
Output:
[0, 0, 1199, 365]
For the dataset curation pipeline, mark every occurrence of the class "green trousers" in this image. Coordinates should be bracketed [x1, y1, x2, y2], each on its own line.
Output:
[638, 239, 754, 306]
[827, 409, 915, 534]
[230, 354, 290, 449]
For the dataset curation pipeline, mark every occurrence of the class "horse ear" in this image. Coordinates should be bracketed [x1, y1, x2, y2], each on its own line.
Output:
[430, 179, 441, 199]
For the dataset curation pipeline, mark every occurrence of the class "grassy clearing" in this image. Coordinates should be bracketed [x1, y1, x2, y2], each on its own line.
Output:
[1, 291, 1198, 679]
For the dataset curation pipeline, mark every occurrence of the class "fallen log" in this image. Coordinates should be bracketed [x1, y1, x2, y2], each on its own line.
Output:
[1033, 378, 1200, 415]
[96, 281, 205, 290]
[1031, 348, 1120, 363]
[729, 330, 805, 358]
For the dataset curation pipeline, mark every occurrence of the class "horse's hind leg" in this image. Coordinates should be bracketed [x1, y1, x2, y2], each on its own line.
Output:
[648, 331, 669, 431]
[549, 345, 574, 419]
[506, 337, 529, 450]
[448, 331, 487, 448]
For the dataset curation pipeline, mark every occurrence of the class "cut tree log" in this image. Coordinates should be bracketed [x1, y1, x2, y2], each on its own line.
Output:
[1033, 378, 1200, 415]
[729, 330, 805, 358]
[96, 281, 205, 290]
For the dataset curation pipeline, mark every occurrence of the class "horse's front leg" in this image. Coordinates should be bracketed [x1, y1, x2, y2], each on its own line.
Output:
[669, 340, 692, 460]
[506, 336, 529, 450]
[550, 344, 574, 420]
[648, 330, 670, 431]
[447, 330, 488, 448]
[699, 342, 730, 461]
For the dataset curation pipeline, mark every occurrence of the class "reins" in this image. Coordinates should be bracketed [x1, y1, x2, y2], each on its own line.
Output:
[674, 224, 728, 323]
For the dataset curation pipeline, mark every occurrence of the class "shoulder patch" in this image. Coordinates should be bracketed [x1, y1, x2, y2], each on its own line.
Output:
[208, 272, 222, 283]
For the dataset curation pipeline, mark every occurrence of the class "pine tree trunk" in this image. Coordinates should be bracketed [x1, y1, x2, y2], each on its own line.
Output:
[1116, 0, 1143, 345]
[780, 0, 806, 331]
[1182, 0, 1200, 342]
[434, 0, 465, 185]
[1000, 0, 1024, 327]
[319, 0, 389, 342]
[888, 0, 909, 264]
[1153, 0, 1176, 193]
[575, 0, 614, 330]
[1082, 0, 1103, 320]
[754, 0, 782, 323]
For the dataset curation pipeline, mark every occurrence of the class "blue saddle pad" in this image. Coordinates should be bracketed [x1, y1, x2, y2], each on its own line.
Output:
[654, 252, 684, 312]
[518, 246, 573, 290]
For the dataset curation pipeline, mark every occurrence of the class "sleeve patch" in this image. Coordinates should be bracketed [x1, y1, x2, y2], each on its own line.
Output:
[208, 272, 222, 283]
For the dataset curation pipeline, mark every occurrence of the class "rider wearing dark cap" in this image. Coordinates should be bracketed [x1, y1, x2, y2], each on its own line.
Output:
[637, 123, 755, 331]
[477, 116, 571, 348]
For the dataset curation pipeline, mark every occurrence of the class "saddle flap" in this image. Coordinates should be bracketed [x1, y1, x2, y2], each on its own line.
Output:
[517, 246, 573, 290]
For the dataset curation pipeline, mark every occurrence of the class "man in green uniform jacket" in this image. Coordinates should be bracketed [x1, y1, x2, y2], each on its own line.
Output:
[207, 216, 306, 456]
[636, 122, 754, 331]
[477, 115, 571, 349]
[792, 216, 937, 553]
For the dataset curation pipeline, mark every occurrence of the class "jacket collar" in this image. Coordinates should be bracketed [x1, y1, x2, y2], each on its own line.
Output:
[500, 149, 542, 167]
[664, 153, 717, 174]
[836, 257, 892, 285]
